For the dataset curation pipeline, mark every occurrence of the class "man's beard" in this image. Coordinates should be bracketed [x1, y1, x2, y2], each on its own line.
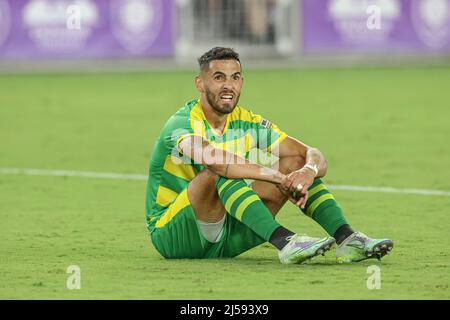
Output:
[205, 87, 240, 115]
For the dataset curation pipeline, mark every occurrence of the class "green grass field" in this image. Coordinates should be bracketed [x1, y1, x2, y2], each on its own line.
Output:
[1, 66, 449, 299]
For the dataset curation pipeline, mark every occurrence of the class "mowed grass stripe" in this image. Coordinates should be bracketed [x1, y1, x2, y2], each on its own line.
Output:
[1, 167, 449, 197]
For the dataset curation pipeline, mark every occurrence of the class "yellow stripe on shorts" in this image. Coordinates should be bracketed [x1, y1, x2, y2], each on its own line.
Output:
[155, 188, 191, 228]
[306, 193, 335, 217]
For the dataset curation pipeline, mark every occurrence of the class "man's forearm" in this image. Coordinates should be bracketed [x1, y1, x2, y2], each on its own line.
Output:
[225, 163, 285, 184]
[208, 152, 285, 185]
[179, 136, 285, 184]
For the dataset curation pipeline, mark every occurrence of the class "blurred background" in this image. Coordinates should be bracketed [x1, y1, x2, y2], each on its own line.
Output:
[0, 0, 450, 71]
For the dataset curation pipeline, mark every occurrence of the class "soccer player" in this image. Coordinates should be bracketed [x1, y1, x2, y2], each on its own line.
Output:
[146, 47, 393, 264]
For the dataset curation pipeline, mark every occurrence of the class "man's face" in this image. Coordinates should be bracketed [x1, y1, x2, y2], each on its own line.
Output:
[197, 59, 243, 115]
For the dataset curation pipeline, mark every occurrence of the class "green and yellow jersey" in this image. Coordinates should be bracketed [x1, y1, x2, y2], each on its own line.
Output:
[145, 99, 287, 233]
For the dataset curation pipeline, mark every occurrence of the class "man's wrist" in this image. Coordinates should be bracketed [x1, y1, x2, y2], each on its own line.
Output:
[273, 171, 286, 184]
[303, 163, 319, 177]
[258, 167, 285, 184]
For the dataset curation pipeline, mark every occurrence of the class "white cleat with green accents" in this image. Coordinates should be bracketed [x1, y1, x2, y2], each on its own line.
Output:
[278, 234, 336, 264]
[336, 232, 394, 263]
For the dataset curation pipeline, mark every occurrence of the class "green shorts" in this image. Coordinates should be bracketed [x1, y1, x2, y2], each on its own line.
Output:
[150, 188, 265, 259]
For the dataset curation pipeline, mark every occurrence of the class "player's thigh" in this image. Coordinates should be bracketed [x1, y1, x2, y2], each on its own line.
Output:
[151, 189, 213, 259]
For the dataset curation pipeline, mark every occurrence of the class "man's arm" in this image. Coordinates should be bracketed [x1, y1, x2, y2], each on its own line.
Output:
[178, 136, 289, 186]
[274, 136, 328, 208]
[277, 136, 327, 178]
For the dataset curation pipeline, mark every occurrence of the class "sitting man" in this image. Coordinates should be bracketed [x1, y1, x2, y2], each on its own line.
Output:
[145, 47, 393, 264]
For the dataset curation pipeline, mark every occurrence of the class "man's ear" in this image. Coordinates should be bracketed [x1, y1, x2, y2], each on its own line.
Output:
[195, 75, 204, 93]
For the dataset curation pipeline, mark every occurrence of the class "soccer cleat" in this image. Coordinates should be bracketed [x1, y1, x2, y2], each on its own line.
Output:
[336, 232, 394, 263]
[278, 234, 335, 264]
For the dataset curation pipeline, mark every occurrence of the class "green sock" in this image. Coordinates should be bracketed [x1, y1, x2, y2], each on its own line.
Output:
[216, 177, 281, 241]
[301, 178, 348, 236]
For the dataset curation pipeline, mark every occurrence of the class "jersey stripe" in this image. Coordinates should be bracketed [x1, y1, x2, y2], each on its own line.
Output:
[155, 185, 178, 207]
[211, 133, 256, 157]
[190, 103, 207, 137]
[163, 155, 197, 181]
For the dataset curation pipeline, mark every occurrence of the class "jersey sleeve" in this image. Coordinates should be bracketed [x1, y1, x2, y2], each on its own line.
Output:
[160, 112, 206, 157]
[250, 112, 288, 153]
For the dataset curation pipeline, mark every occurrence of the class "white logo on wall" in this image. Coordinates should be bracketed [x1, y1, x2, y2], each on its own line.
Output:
[412, 0, 450, 48]
[0, 0, 11, 48]
[23, 0, 99, 51]
[328, 0, 401, 43]
[110, 0, 164, 54]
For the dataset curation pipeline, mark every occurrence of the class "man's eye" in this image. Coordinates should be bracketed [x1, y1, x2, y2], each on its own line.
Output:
[214, 75, 224, 81]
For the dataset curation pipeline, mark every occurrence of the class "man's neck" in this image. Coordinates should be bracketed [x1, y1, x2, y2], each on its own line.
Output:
[199, 97, 228, 135]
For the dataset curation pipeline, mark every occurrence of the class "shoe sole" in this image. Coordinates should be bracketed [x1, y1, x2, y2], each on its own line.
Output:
[338, 240, 394, 263]
[365, 240, 394, 261]
[290, 238, 336, 264]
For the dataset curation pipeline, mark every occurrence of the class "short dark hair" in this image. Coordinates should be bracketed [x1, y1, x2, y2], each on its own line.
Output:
[197, 47, 241, 71]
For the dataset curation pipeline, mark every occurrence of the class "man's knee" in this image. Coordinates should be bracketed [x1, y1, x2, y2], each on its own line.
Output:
[279, 155, 306, 174]
[188, 169, 226, 222]
[192, 169, 218, 188]
[188, 169, 222, 204]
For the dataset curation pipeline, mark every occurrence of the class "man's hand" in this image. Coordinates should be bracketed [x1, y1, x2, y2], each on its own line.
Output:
[279, 167, 317, 209]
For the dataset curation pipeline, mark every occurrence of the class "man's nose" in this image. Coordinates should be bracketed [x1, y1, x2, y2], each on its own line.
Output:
[222, 79, 233, 90]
